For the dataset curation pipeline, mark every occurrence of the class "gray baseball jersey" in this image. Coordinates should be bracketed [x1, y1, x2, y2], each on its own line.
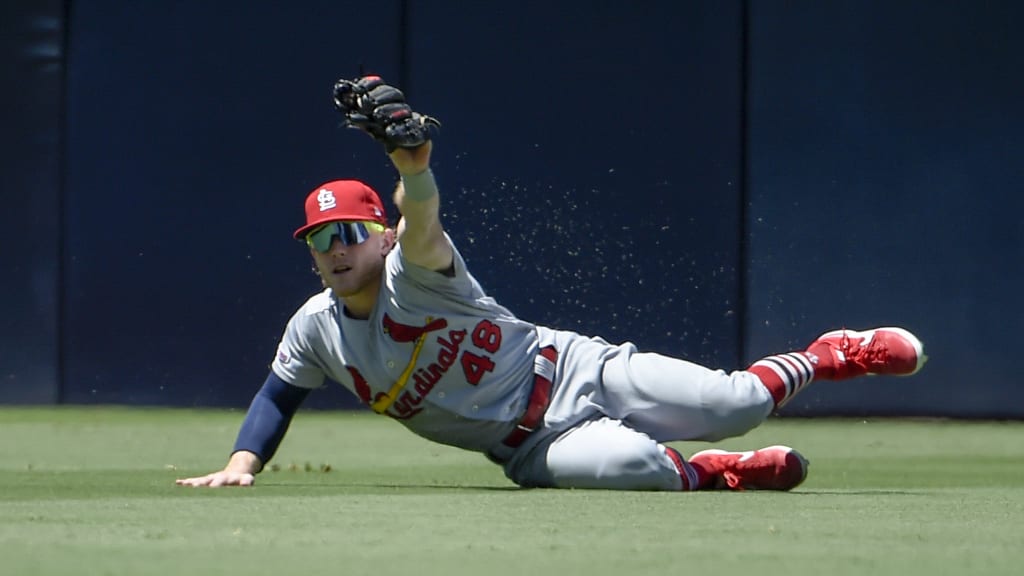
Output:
[272, 174, 776, 490]
[272, 238, 546, 452]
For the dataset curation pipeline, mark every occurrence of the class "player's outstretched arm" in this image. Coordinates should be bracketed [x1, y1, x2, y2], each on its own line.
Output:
[331, 75, 450, 272]
[175, 451, 261, 487]
[389, 142, 454, 272]
[175, 372, 310, 488]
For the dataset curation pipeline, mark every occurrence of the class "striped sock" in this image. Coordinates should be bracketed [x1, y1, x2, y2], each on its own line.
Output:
[664, 446, 700, 491]
[748, 352, 816, 408]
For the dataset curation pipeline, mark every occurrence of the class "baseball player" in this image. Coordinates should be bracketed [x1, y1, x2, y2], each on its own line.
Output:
[177, 76, 926, 491]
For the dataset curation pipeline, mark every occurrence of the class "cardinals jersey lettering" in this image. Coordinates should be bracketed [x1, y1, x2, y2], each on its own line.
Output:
[272, 237, 540, 451]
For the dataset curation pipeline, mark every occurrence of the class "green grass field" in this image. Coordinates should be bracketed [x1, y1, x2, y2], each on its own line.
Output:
[1, 408, 1022, 576]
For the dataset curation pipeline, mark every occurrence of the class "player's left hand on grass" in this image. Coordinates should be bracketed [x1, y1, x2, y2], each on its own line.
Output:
[175, 470, 256, 487]
[333, 75, 440, 152]
[175, 451, 261, 487]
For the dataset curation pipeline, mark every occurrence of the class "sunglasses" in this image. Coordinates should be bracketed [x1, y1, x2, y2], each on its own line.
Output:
[305, 221, 386, 253]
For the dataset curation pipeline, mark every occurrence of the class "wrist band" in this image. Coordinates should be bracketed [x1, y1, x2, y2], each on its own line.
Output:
[401, 168, 438, 201]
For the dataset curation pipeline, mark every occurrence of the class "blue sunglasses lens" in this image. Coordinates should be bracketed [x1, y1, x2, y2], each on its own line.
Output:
[307, 222, 372, 253]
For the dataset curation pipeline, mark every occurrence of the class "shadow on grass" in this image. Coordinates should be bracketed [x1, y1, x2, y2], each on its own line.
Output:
[256, 481, 523, 491]
[794, 489, 931, 496]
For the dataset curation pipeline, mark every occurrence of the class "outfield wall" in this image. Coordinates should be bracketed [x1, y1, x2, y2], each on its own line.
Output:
[0, 0, 63, 404]
[1, 1, 1021, 417]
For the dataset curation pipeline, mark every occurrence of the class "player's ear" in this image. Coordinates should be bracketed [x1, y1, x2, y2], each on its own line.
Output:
[381, 227, 397, 255]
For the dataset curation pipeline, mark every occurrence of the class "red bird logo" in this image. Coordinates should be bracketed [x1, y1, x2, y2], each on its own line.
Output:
[382, 313, 448, 343]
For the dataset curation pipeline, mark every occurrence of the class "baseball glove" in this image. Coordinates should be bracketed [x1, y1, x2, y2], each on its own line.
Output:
[333, 75, 440, 152]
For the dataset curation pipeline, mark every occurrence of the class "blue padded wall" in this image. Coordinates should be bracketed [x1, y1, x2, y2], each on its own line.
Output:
[4, 1, 1018, 417]
[405, 1, 745, 364]
[0, 0, 64, 404]
[746, 1, 1024, 417]
[62, 1, 404, 407]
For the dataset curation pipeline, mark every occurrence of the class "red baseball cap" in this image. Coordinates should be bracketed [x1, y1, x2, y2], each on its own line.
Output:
[293, 180, 389, 239]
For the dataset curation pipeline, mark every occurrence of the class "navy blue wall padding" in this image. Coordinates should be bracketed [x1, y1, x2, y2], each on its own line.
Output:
[405, 1, 745, 363]
[0, 0, 64, 404]
[62, 1, 404, 408]
[2, 1, 1021, 417]
[745, 1, 1024, 417]
[60, 1, 742, 409]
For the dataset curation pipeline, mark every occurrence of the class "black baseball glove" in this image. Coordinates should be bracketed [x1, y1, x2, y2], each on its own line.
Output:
[333, 75, 440, 152]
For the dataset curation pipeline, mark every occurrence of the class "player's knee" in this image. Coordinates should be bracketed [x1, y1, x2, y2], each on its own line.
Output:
[698, 372, 774, 441]
[549, 437, 679, 491]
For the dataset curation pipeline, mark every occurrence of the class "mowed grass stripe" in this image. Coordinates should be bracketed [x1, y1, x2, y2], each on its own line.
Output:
[0, 408, 1022, 576]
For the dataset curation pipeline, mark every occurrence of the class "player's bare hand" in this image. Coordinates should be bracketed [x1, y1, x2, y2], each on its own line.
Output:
[175, 470, 256, 487]
[389, 141, 432, 176]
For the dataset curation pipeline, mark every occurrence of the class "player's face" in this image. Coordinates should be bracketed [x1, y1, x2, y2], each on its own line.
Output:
[307, 221, 394, 307]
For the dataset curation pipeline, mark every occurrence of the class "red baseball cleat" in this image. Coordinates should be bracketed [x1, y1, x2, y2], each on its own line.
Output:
[807, 327, 927, 380]
[689, 445, 809, 491]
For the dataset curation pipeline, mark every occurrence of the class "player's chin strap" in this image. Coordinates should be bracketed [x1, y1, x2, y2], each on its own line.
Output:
[370, 318, 432, 414]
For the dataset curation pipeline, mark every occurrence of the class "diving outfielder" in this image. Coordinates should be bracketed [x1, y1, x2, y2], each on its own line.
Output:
[177, 76, 926, 491]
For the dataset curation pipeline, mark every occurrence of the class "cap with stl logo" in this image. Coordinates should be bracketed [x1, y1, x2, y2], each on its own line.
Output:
[293, 180, 388, 239]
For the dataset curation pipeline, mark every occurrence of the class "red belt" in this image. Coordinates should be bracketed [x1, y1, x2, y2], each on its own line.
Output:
[499, 346, 557, 449]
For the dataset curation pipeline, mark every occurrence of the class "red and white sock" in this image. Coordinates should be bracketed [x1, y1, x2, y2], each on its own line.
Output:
[664, 447, 701, 491]
[747, 352, 816, 408]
